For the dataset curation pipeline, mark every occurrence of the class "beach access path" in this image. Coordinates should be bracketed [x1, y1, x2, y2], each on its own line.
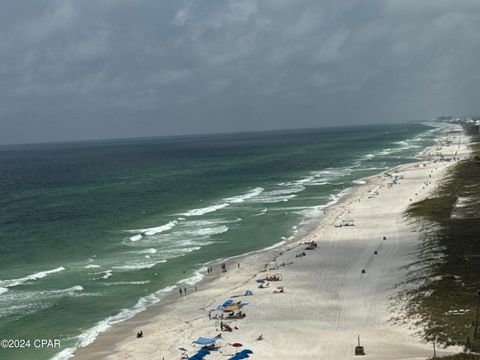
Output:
[74, 124, 468, 360]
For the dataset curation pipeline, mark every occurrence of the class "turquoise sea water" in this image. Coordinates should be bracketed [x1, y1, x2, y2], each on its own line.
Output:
[0, 124, 437, 359]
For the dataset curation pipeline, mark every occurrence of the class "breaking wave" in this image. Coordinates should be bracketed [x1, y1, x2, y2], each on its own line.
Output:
[0, 267, 65, 289]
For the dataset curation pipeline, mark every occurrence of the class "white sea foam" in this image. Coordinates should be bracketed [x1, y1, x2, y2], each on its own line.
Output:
[254, 208, 268, 216]
[103, 281, 151, 286]
[0, 287, 8, 295]
[50, 285, 176, 360]
[0, 303, 48, 319]
[223, 187, 264, 203]
[129, 220, 178, 237]
[353, 179, 367, 185]
[177, 270, 204, 286]
[183, 225, 229, 237]
[112, 261, 165, 271]
[47, 286, 84, 296]
[267, 185, 305, 196]
[181, 203, 229, 216]
[137, 248, 157, 254]
[394, 140, 409, 147]
[309, 167, 354, 181]
[262, 240, 287, 251]
[84, 265, 100, 269]
[292, 206, 326, 218]
[250, 194, 297, 204]
[0, 267, 65, 288]
[101, 270, 113, 280]
[129, 234, 142, 242]
[185, 218, 240, 227]
[295, 174, 330, 186]
[173, 246, 202, 254]
[0, 286, 94, 321]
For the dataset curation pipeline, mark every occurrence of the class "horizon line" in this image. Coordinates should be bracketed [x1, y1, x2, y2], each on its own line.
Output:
[0, 119, 430, 148]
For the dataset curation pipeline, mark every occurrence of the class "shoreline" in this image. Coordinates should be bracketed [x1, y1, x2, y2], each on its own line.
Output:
[72, 123, 468, 360]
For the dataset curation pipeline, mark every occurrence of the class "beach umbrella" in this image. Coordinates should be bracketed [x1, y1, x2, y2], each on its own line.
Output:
[178, 347, 188, 352]
[255, 279, 265, 283]
[231, 342, 243, 347]
[241, 349, 253, 354]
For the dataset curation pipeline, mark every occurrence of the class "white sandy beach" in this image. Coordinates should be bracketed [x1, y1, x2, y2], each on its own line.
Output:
[74, 123, 470, 360]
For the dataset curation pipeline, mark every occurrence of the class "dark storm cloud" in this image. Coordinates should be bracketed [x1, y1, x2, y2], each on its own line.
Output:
[0, 0, 479, 144]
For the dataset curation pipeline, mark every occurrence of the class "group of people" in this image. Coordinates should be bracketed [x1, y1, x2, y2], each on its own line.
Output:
[206, 262, 240, 274]
[179, 286, 198, 296]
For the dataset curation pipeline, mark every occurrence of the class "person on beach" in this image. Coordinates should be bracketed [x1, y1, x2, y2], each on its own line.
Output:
[237, 262, 240, 269]
[184, 287, 187, 294]
[195, 285, 197, 291]
[136, 330, 143, 338]
[179, 288, 182, 296]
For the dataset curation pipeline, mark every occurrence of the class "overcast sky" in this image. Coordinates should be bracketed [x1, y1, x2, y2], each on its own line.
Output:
[0, 0, 479, 144]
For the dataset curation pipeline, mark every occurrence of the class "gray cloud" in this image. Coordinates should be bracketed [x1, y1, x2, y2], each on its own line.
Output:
[0, 0, 479, 144]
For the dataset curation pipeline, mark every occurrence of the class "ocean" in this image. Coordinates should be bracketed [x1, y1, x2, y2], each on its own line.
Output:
[0, 123, 437, 360]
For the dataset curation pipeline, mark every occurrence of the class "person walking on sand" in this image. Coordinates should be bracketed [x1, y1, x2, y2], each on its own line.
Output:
[237, 262, 240, 269]
[179, 288, 182, 296]
[184, 287, 187, 295]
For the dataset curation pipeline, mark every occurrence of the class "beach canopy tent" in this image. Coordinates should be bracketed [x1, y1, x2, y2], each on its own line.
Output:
[222, 299, 234, 307]
[223, 302, 249, 312]
[224, 303, 241, 312]
[192, 336, 220, 345]
[244, 290, 253, 296]
[256, 279, 265, 283]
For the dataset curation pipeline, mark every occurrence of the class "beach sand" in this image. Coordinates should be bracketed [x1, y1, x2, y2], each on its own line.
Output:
[74, 123, 469, 360]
